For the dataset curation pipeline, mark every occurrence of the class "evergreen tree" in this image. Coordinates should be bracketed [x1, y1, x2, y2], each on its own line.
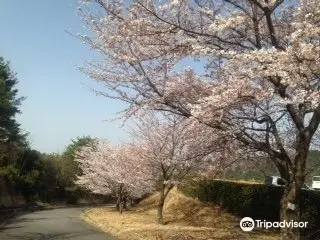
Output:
[0, 57, 27, 166]
[58, 136, 95, 188]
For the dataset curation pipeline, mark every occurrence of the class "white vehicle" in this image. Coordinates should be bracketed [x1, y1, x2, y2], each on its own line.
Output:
[264, 176, 287, 187]
[265, 176, 310, 189]
[312, 176, 320, 190]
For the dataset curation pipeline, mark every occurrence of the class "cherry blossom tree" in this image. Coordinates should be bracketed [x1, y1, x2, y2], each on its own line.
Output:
[78, 0, 320, 238]
[131, 113, 232, 224]
[75, 139, 153, 213]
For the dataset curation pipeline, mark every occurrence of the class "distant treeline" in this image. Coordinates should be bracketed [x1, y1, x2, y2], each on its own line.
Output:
[219, 150, 320, 185]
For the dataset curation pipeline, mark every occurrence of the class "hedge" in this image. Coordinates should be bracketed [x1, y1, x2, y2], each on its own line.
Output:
[180, 179, 320, 232]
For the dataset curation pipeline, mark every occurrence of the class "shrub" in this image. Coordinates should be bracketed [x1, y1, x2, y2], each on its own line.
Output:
[65, 188, 82, 205]
[180, 179, 320, 233]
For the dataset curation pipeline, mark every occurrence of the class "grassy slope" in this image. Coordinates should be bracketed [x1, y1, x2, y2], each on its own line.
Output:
[83, 188, 280, 240]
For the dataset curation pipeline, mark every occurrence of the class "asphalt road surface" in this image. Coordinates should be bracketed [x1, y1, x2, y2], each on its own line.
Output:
[0, 207, 116, 240]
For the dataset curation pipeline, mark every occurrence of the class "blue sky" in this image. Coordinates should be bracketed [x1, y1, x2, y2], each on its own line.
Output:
[0, 0, 128, 153]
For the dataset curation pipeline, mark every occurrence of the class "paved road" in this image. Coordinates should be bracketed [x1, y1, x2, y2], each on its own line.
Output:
[0, 207, 116, 240]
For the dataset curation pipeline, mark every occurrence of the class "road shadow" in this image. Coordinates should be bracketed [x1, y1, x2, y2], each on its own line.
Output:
[2, 230, 106, 240]
[0, 212, 48, 230]
[0, 204, 115, 227]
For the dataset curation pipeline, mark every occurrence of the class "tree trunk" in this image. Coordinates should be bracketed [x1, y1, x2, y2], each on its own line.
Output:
[119, 200, 123, 214]
[117, 192, 123, 214]
[116, 197, 119, 211]
[280, 143, 308, 240]
[157, 183, 174, 224]
[116, 184, 124, 214]
[123, 195, 127, 210]
[280, 183, 301, 240]
[157, 185, 165, 224]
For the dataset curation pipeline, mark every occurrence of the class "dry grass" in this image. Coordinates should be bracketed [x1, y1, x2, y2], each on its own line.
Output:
[82, 188, 280, 240]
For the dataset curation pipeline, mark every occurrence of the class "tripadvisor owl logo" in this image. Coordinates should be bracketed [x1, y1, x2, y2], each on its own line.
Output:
[240, 217, 255, 232]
